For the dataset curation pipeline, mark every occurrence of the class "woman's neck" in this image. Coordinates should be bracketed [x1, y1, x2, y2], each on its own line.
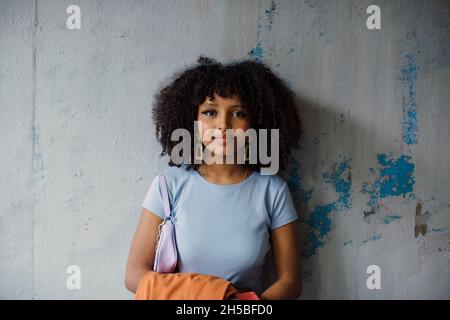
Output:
[198, 163, 249, 184]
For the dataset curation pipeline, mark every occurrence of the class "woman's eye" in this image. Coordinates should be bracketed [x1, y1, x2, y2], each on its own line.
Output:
[201, 110, 246, 118]
[202, 111, 216, 117]
[233, 111, 246, 118]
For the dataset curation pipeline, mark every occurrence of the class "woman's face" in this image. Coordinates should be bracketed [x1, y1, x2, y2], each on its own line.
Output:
[197, 94, 251, 159]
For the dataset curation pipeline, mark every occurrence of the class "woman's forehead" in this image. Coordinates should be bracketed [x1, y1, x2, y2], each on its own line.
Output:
[202, 94, 242, 106]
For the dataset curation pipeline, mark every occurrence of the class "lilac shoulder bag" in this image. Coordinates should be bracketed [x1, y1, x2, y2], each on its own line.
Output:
[152, 173, 178, 273]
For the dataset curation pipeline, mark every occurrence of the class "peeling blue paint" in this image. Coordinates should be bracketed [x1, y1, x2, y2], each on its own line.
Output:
[264, 1, 278, 32]
[248, 1, 279, 62]
[248, 43, 263, 61]
[378, 154, 415, 197]
[401, 54, 419, 145]
[362, 182, 378, 209]
[362, 153, 415, 211]
[287, 159, 314, 208]
[302, 159, 352, 257]
[323, 159, 352, 209]
[430, 228, 447, 233]
[302, 203, 335, 257]
[361, 233, 382, 245]
[344, 240, 353, 247]
[382, 215, 402, 224]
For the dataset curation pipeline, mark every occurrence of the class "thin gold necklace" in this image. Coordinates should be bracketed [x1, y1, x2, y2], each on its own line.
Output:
[199, 166, 249, 183]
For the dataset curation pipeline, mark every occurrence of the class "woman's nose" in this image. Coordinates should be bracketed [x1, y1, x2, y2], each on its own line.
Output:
[216, 117, 232, 134]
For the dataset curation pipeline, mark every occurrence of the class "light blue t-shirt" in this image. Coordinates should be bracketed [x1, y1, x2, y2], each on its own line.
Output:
[141, 165, 299, 295]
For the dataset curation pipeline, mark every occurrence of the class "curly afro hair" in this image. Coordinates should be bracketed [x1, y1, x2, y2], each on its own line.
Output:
[151, 56, 302, 173]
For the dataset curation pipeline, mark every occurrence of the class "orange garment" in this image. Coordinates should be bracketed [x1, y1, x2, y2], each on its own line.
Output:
[135, 271, 239, 300]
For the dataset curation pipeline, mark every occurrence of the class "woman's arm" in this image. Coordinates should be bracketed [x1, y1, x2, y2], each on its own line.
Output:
[125, 208, 163, 293]
[260, 220, 303, 300]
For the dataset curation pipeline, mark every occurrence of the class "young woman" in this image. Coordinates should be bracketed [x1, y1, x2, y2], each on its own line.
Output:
[125, 56, 303, 299]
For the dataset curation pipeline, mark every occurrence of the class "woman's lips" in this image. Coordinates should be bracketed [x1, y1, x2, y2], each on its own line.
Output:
[213, 135, 229, 145]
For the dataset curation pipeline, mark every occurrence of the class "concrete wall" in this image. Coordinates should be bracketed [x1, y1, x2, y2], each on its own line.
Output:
[1, 0, 449, 299]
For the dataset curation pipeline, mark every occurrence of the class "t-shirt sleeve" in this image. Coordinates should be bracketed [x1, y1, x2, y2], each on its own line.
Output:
[141, 174, 166, 220]
[270, 181, 299, 229]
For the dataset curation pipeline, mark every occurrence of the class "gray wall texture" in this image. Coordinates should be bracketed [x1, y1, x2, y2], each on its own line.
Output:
[1, 0, 449, 299]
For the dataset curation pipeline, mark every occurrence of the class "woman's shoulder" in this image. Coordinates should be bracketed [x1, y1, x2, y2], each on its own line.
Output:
[160, 164, 190, 175]
[158, 164, 193, 185]
[252, 170, 288, 190]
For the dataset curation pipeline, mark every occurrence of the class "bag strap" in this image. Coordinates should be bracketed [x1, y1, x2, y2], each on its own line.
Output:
[158, 173, 171, 219]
